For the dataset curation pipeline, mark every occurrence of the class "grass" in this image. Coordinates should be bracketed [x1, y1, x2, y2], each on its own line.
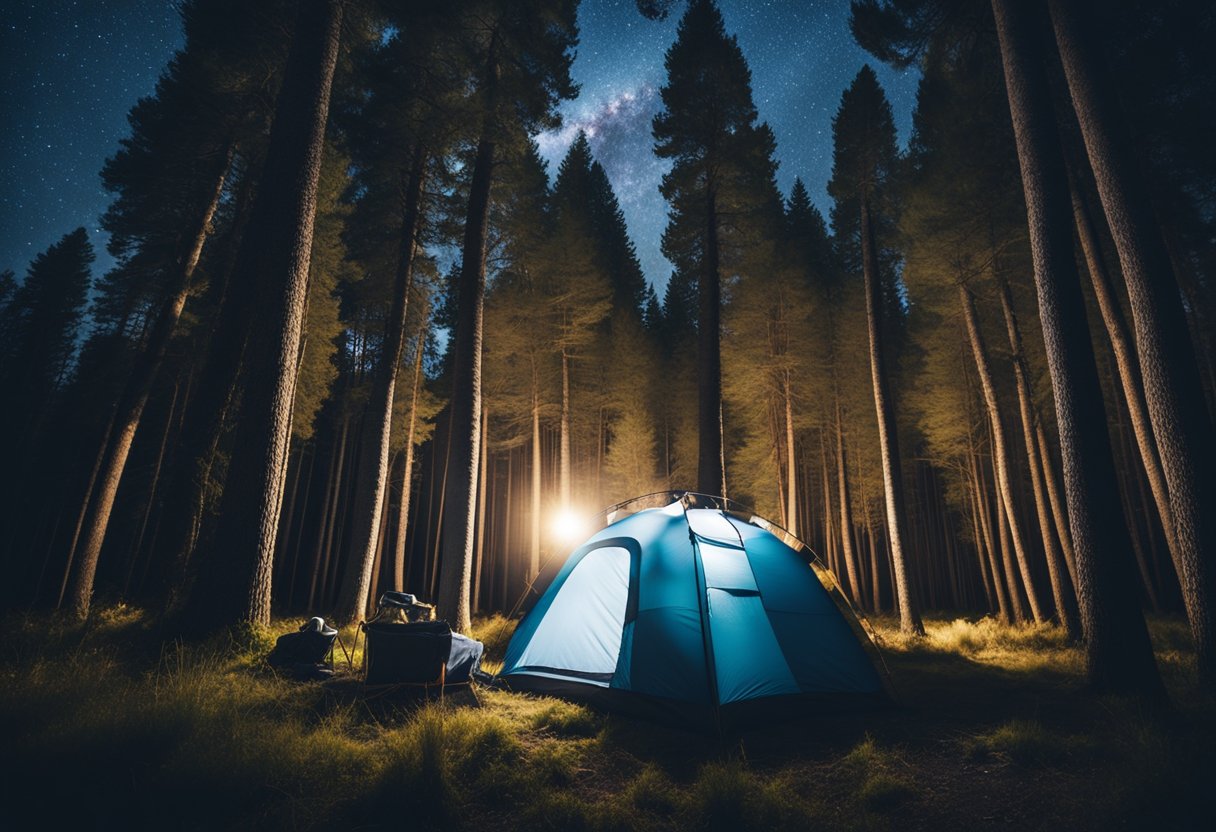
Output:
[1, 610, 1212, 830]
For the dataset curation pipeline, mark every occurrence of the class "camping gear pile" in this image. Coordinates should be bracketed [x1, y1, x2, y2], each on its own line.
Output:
[497, 492, 891, 731]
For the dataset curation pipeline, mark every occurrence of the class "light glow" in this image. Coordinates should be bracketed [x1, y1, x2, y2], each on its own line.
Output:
[551, 508, 588, 545]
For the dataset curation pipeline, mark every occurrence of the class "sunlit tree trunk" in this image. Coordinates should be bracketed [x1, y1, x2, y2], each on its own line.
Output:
[335, 147, 425, 623]
[970, 450, 1011, 623]
[437, 126, 495, 634]
[698, 186, 724, 496]
[834, 398, 863, 604]
[861, 200, 922, 634]
[784, 373, 797, 536]
[473, 404, 489, 611]
[991, 0, 1162, 697]
[530, 389, 541, 579]
[960, 284, 1045, 623]
[393, 321, 427, 593]
[996, 277, 1079, 635]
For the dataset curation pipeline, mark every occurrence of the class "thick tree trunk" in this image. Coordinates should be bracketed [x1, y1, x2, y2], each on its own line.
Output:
[997, 277, 1080, 636]
[991, 0, 1162, 697]
[1074, 172, 1177, 561]
[1051, 0, 1216, 688]
[66, 142, 234, 618]
[335, 147, 426, 623]
[437, 134, 495, 634]
[960, 284, 1045, 623]
[1068, 174, 1182, 584]
[185, 0, 344, 631]
[861, 198, 922, 634]
[698, 186, 724, 496]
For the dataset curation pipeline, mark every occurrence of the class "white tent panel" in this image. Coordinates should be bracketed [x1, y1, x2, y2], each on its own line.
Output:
[515, 545, 631, 677]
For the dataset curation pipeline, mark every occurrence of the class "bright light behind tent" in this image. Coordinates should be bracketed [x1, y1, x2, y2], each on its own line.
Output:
[551, 508, 587, 545]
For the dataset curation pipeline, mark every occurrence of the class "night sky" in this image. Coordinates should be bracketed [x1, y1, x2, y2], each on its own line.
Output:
[1, 0, 918, 292]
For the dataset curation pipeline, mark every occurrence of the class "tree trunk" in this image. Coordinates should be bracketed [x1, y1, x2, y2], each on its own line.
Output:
[560, 349, 571, 511]
[393, 322, 427, 593]
[996, 277, 1079, 635]
[861, 198, 922, 634]
[437, 133, 495, 634]
[335, 146, 426, 623]
[959, 284, 1046, 624]
[990, 0, 1163, 697]
[1068, 173, 1182, 584]
[530, 391, 541, 579]
[123, 378, 180, 598]
[971, 451, 1012, 623]
[66, 142, 234, 618]
[784, 373, 797, 536]
[1051, 0, 1216, 688]
[185, 0, 344, 631]
[834, 399, 863, 605]
[698, 186, 724, 496]
[473, 404, 489, 612]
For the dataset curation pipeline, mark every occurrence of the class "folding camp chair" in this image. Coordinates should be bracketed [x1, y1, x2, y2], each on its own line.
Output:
[360, 619, 458, 698]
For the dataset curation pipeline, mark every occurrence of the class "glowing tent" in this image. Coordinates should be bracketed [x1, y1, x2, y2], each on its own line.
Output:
[498, 493, 891, 731]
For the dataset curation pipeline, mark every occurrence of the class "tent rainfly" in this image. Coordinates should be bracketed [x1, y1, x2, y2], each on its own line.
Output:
[498, 493, 892, 731]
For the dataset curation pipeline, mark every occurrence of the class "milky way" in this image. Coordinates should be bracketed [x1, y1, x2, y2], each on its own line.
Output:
[535, 0, 920, 292]
[1, 0, 918, 293]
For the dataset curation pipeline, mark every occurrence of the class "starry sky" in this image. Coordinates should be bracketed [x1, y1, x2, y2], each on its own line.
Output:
[1, 0, 918, 292]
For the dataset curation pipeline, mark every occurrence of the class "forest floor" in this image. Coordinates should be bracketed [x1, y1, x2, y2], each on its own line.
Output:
[1, 608, 1211, 831]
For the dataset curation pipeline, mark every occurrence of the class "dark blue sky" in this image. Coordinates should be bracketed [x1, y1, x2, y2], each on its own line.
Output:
[0, 0, 918, 291]
[1, 0, 183, 279]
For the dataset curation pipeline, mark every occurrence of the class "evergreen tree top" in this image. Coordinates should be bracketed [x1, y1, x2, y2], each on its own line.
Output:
[653, 0, 757, 165]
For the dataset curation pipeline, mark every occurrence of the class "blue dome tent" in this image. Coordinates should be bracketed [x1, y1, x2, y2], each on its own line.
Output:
[498, 493, 892, 731]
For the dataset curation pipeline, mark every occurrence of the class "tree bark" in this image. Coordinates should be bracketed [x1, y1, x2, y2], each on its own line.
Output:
[393, 321, 427, 593]
[185, 0, 344, 631]
[1051, 0, 1216, 687]
[335, 146, 426, 623]
[66, 141, 234, 618]
[1068, 173, 1181, 585]
[960, 284, 1045, 623]
[437, 133, 495, 634]
[997, 276, 1080, 636]
[991, 0, 1163, 697]
[861, 198, 922, 634]
[834, 399, 863, 605]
